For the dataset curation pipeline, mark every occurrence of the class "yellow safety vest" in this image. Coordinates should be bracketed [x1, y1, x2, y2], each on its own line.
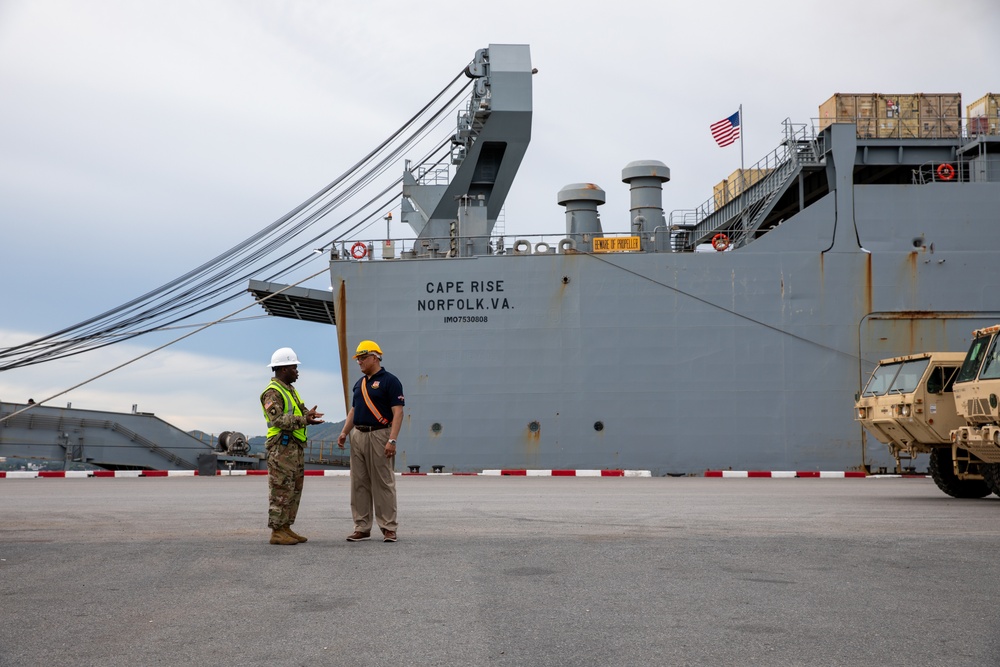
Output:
[261, 381, 308, 442]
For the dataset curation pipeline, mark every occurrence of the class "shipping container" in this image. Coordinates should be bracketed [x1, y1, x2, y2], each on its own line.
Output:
[712, 169, 772, 209]
[819, 93, 961, 138]
[918, 93, 962, 138]
[879, 95, 920, 138]
[819, 93, 879, 136]
[967, 93, 1000, 136]
[726, 169, 770, 198]
[713, 180, 728, 210]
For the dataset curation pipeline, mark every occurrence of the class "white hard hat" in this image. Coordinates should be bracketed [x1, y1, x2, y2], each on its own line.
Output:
[268, 347, 301, 368]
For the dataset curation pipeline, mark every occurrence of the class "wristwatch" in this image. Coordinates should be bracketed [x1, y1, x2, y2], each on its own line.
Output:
[388, 439, 397, 445]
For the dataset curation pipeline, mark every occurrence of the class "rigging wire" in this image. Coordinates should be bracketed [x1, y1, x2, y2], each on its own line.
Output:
[5, 116, 458, 370]
[13, 84, 464, 366]
[0, 70, 473, 371]
[0, 267, 330, 426]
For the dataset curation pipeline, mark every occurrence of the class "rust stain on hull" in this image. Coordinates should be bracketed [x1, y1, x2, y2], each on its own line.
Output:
[523, 422, 541, 458]
[865, 253, 872, 316]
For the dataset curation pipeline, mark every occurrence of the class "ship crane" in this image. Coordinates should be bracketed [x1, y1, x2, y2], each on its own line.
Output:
[402, 44, 533, 258]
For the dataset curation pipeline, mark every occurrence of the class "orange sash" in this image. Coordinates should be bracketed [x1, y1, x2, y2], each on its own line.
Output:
[361, 377, 389, 425]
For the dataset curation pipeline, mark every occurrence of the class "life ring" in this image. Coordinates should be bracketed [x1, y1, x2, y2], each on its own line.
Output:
[936, 163, 955, 181]
[711, 233, 730, 252]
[350, 242, 368, 259]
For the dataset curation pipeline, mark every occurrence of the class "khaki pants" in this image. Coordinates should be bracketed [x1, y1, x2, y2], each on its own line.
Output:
[349, 427, 397, 533]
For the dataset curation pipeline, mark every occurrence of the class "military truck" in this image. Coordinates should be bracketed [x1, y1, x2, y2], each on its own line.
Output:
[949, 324, 1000, 497]
[855, 351, 993, 498]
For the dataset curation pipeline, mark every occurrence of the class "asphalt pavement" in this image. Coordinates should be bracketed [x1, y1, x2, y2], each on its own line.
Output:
[2, 475, 999, 666]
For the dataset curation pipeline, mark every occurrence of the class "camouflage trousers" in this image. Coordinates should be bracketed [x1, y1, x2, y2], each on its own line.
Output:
[266, 437, 305, 529]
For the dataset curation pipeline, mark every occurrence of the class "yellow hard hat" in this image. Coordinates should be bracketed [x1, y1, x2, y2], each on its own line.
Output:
[353, 340, 383, 359]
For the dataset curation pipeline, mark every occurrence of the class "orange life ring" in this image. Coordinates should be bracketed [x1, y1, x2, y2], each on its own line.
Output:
[936, 163, 955, 181]
[350, 242, 368, 259]
[711, 233, 730, 252]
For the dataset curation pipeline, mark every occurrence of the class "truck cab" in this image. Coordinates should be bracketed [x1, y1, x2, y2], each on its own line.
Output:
[856, 352, 965, 464]
[951, 325, 1000, 475]
[856, 351, 992, 497]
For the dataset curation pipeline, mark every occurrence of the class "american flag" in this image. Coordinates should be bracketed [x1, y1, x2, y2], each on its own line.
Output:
[710, 110, 741, 147]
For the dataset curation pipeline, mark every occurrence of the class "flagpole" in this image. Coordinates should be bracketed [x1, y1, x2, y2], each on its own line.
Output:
[739, 105, 745, 180]
[739, 104, 746, 240]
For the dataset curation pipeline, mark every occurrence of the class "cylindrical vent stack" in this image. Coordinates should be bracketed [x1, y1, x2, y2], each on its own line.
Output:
[557, 183, 606, 244]
[621, 160, 670, 238]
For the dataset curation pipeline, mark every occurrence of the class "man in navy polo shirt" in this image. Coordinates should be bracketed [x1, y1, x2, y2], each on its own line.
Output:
[337, 339, 405, 542]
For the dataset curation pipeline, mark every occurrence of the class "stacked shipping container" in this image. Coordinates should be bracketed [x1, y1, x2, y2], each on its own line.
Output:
[818, 93, 962, 138]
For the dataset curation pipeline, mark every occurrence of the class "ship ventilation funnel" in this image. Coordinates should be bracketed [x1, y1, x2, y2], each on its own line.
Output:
[557, 183, 606, 244]
[621, 160, 670, 248]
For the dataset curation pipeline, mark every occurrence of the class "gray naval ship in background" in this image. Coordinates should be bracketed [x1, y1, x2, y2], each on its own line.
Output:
[4, 44, 999, 475]
[250, 44, 1000, 475]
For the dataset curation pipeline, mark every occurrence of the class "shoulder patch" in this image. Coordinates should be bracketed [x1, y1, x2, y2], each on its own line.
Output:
[264, 400, 275, 410]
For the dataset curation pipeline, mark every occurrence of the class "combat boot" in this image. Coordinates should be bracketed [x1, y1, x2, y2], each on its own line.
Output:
[282, 525, 308, 543]
[270, 528, 298, 545]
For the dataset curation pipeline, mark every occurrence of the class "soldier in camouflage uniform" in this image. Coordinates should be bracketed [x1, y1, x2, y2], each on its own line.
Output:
[261, 347, 324, 545]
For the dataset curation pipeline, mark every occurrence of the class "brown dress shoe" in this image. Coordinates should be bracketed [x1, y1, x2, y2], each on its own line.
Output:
[270, 529, 298, 545]
[383, 530, 397, 542]
[346, 531, 371, 542]
[282, 525, 308, 543]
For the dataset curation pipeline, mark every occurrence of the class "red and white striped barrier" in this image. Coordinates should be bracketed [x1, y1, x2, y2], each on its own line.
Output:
[0, 468, 650, 479]
[1, 470, 197, 478]
[703, 470, 868, 478]
[478, 469, 651, 477]
[2, 469, 927, 480]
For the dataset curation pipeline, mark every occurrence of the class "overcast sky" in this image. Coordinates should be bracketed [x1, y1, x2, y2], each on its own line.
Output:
[1, 0, 997, 439]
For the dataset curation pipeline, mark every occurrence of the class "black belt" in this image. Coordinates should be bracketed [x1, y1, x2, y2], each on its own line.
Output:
[355, 424, 388, 432]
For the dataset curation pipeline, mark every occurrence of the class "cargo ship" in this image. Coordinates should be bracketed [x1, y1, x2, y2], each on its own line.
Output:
[248, 44, 1000, 475]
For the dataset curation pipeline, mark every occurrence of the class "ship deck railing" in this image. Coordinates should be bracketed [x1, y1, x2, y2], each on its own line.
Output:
[331, 230, 686, 261]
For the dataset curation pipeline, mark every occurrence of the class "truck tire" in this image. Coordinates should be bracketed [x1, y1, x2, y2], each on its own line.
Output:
[981, 463, 1000, 497]
[928, 447, 991, 498]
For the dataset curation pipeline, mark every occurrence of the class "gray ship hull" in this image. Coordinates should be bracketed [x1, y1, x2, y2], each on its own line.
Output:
[244, 46, 1000, 475]
[329, 174, 1000, 474]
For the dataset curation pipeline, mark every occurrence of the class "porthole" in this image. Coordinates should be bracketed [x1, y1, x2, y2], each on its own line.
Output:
[528, 421, 540, 433]
[431, 422, 442, 433]
[594, 421, 604, 432]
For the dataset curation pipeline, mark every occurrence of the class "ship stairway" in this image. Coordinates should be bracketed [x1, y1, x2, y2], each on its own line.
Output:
[451, 92, 492, 164]
[671, 120, 825, 251]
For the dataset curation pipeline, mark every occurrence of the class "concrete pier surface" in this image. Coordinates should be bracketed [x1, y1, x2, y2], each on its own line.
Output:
[2, 476, 999, 666]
